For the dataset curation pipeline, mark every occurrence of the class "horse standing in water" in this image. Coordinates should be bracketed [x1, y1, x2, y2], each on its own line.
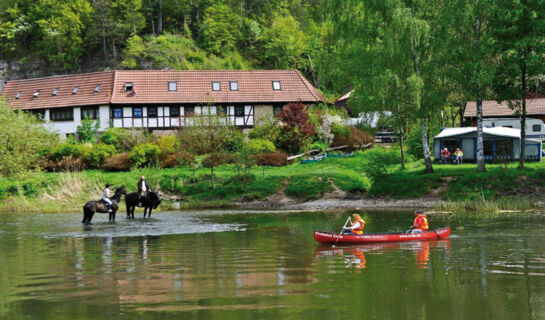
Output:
[125, 191, 162, 219]
[82, 186, 127, 223]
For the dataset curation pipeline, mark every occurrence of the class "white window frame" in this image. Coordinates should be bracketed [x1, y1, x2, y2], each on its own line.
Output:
[168, 81, 177, 91]
[272, 81, 281, 90]
[212, 81, 221, 91]
[229, 81, 238, 91]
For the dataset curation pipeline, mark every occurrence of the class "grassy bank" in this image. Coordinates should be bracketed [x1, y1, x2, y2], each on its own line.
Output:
[1, 147, 545, 213]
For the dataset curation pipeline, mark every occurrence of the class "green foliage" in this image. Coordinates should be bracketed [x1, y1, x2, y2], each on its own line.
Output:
[201, 4, 240, 56]
[50, 140, 90, 161]
[155, 135, 179, 159]
[246, 139, 276, 155]
[128, 143, 160, 168]
[0, 100, 59, 176]
[76, 117, 99, 143]
[99, 128, 125, 149]
[285, 175, 333, 200]
[309, 141, 329, 152]
[84, 144, 116, 168]
[332, 124, 351, 138]
[248, 120, 281, 146]
[406, 127, 424, 160]
[224, 129, 245, 153]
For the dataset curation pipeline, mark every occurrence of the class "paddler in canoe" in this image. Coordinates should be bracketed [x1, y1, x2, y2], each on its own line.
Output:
[409, 210, 429, 233]
[342, 214, 366, 235]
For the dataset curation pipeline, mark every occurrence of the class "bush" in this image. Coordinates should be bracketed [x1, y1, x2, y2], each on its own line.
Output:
[406, 127, 424, 160]
[248, 119, 281, 145]
[156, 135, 180, 159]
[332, 124, 351, 138]
[84, 144, 116, 168]
[277, 102, 316, 154]
[161, 152, 196, 168]
[309, 141, 329, 152]
[43, 156, 86, 172]
[76, 117, 99, 143]
[246, 139, 276, 154]
[50, 142, 90, 161]
[99, 128, 125, 149]
[332, 127, 374, 149]
[102, 153, 131, 171]
[224, 129, 245, 152]
[254, 151, 288, 166]
[128, 143, 161, 168]
[119, 129, 149, 152]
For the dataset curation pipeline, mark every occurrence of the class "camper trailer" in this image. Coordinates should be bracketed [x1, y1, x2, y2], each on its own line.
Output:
[483, 118, 545, 141]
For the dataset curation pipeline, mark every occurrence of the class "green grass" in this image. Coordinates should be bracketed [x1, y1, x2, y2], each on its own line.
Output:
[2, 147, 545, 213]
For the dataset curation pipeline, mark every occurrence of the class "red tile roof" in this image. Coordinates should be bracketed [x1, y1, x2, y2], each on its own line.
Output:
[464, 99, 545, 118]
[2, 70, 323, 110]
[3, 71, 114, 110]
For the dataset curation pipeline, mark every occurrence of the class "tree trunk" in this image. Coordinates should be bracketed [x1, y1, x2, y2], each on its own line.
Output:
[157, 0, 163, 34]
[474, 15, 486, 172]
[102, 21, 108, 66]
[399, 127, 406, 169]
[520, 60, 527, 169]
[211, 166, 215, 189]
[420, 118, 434, 173]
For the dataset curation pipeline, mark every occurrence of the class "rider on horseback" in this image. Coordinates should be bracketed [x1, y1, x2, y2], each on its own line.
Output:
[102, 183, 113, 213]
[137, 176, 150, 206]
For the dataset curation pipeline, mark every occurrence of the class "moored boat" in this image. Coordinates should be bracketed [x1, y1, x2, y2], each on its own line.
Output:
[313, 227, 450, 244]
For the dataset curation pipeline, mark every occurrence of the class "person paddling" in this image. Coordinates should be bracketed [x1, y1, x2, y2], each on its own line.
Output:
[410, 211, 429, 233]
[342, 214, 366, 235]
[102, 183, 113, 213]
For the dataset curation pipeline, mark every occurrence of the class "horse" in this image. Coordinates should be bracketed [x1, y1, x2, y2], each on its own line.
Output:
[82, 186, 127, 223]
[125, 191, 162, 219]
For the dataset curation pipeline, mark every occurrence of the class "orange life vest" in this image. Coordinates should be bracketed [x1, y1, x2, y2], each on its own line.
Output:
[413, 214, 429, 231]
[351, 218, 366, 235]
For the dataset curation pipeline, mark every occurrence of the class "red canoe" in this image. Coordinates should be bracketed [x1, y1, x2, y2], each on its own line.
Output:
[313, 227, 450, 244]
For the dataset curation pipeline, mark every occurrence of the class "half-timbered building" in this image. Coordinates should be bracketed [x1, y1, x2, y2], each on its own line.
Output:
[2, 70, 324, 137]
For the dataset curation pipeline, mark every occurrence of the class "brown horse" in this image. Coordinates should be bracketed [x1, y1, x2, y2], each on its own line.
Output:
[82, 186, 126, 223]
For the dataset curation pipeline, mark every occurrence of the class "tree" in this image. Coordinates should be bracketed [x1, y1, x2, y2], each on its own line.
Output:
[277, 101, 315, 154]
[0, 99, 58, 177]
[490, 0, 545, 168]
[76, 117, 99, 143]
[200, 3, 240, 56]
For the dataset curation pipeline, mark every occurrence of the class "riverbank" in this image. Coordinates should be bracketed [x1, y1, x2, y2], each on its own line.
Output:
[1, 148, 544, 213]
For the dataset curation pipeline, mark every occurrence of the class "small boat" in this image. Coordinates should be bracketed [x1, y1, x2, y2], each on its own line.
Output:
[313, 227, 450, 244]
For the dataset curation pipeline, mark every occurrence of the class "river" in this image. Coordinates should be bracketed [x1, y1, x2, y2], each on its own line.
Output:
[0, 209, 544, 319]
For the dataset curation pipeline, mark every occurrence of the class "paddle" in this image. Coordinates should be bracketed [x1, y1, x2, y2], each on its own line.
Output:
[333, 216, 351, 247]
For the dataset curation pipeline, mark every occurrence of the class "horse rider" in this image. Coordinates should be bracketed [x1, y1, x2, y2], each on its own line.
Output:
[342, 213, 366, 235]
[410, 211, 429, 233]
[137, 176, 150, 205]
[102, 183, 113, 213]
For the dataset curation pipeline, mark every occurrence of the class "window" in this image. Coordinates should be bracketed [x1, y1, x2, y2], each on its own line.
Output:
[124, 82, 134, 92]
[113, 108, 123, 118]
[273, 105, 283, 116]
[33, 89, 40, 98]
[496, 139, 512, 156]
[484, 140, 494, 156]
[28, 109, 45, 120]
[212, 81, 221, 91]
[133, 107, 143, 118]
[230, 81, 238, 91]
[170, 106, 180, 117]
[147, 106, 158, 117]
[533, 124, 541, 132]
[184, 106, 194, 118]
[52, 88, 59, 96]
[168, 81, 177, 91]
[81, 107, 99, 120]
[94, 84, 102, 93]
[72, 86, 79, 94]
[235, 106, 244, 117]
[15, 91, 22, 99]
[50, 108, 74, 121]
[272, 81, 281, 90]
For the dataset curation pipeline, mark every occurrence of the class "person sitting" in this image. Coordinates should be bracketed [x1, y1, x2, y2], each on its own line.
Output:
[454, 148, 464, 164]
[102, 183, 113, 213]
[343, 214, 366, 235]
[410, 211, 429, 233]
[137, 176, 150, 206]
[440, 147, 451, 163]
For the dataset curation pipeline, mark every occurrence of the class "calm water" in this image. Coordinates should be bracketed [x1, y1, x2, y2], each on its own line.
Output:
[1, 209, 545, 320]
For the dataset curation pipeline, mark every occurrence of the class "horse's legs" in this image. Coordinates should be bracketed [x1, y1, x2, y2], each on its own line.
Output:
[110, 210, 116, 222]
[149, 208, 152, 218]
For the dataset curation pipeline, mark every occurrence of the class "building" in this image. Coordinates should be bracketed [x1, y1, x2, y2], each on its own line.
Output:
[2, 70, 324, 137]
[464, 98, 545, 124]
[433, 127, 542, 162]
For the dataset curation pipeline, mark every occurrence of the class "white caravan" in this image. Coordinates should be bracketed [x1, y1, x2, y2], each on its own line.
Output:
[483, 117, 545, 141]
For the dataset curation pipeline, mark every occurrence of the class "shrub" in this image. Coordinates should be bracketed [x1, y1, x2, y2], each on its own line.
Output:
[50, 142, 90, 161]
[128, 143, 161, 167]
[102, 153, 131, 171]
[332, 127, 374, 148]
[309, 141, 329, 152]
[160, 152, 196, 168]
[156, 135, 180, 159]
[224, 128, 245, 152]
[119, 129, 149, 152]
[277, 101, 316, 154]
[253, 151, 288, 166]
[406, 127, 424, 160]
[248, 119, 281, 145]
[99, 128, 125, 149]
[246, 139, 276, 154]
[332, 124, 352, 138]
[76, 117, 100, 143]
[84, 144, 116, 168]
[43, 156, 86, 172]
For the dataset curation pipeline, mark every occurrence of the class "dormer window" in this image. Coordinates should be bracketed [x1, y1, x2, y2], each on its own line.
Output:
[72, 86, 79, 94]
[52, 88, 59, 96]
[229, 81, 238, 91]
[272, 81, 281, 91]
[94, 84, 101, 93]
[15, 91, 22, 99]
[168, 81, 177, 91]
[124, 82, 134, 92]
[33, 89, 41, 98]
[212, 81, 221, 91]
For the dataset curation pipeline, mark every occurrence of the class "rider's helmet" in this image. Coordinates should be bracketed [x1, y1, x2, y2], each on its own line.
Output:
[105, 183, 111, 188]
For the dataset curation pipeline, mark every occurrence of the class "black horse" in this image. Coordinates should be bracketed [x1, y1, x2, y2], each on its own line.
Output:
[82, 186, 127, 223]
[125, 191, 162, 219]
